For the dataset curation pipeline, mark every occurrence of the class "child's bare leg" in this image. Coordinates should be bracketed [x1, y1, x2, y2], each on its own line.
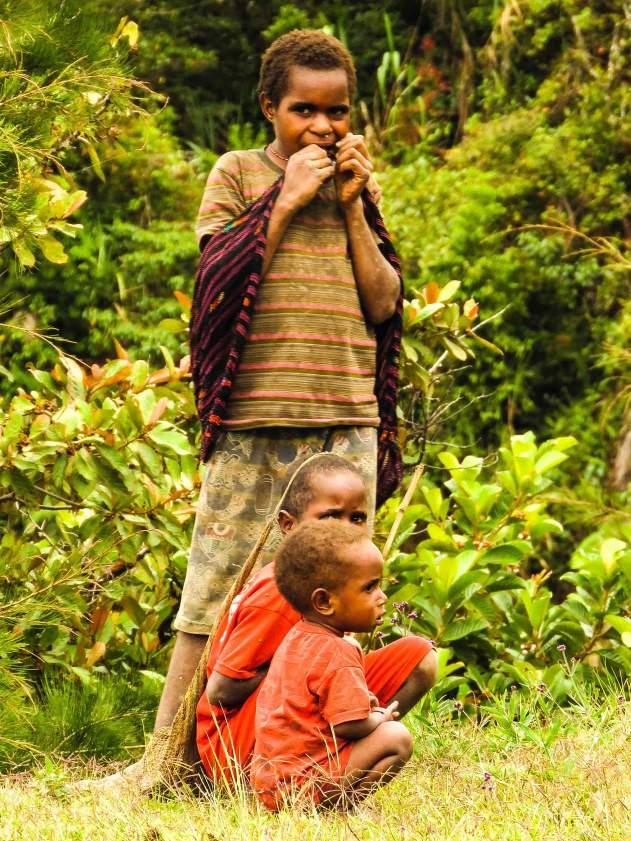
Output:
[389, 648, 438, 717]
[324, 721, 412, 807]
[154, 631, 208, 729]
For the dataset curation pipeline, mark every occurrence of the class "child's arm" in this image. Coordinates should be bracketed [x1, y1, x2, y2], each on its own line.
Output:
[335, 134, 400, 325]
[332, 700, 399, 740]
[262, 145, 335, 275]
[206, 664, 268, 708]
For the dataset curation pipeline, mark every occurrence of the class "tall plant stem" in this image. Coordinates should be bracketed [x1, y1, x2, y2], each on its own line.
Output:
[382, 462, 425, 559]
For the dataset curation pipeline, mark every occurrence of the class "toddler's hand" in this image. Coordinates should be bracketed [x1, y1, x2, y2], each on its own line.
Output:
[376, 700, 400, 722]
[280, 145, 335, 211]
[334, 133, 373, 209]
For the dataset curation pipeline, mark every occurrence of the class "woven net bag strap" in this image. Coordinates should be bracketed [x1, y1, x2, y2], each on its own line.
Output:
[141, 451, 334, 789]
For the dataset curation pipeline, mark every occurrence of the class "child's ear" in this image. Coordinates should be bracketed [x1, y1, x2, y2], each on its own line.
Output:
[259, 93, 275, 122]
[278, 509, 297, 534]
[311, 587, 335, 617]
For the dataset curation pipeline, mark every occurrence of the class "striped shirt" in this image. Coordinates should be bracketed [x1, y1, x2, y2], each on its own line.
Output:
[195, 149, 379, 429]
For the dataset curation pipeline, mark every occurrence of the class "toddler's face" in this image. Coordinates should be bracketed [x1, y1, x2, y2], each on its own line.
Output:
[264, 65, 351, 158]
[329, 539, 386, 633]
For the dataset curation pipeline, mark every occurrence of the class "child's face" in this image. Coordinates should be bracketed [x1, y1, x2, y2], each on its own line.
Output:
[263, 65, 351, 158]
[328, 539, 386, 634]
[280, 470, 369, 534]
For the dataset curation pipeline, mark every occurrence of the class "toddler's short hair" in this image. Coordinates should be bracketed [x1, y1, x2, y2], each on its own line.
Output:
[282, 453, 363, 518]
[275, 519, 368, 614]
[258, 29, 357, 105]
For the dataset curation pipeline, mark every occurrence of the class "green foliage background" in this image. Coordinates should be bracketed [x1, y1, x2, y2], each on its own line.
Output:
[0, 0, 629, 765]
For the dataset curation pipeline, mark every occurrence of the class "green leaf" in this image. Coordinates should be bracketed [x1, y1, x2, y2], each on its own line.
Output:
[534, 449, 569, 475]
[60, 355, 86, 400]
[442, 336, 468, 361]
[605, 614, 631, 640]
[121, 596, 145, 628]
[37, 234, 68, 264]
[131, 360, 149, 390]
[480, 542, 528, 566]
[11, 238, 36, 267]
[148, 424, 191, 456]
[438, 280, 460, 302]
[441, 617, 489, 642]
[422, 485, 443, 520]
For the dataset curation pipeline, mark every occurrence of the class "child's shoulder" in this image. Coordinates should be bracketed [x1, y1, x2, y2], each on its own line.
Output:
[212, 148, 267, 176]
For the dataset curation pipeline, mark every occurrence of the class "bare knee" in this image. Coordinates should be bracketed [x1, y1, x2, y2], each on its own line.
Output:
[414, 648, 438, 694]
[381, 721, 413, 762]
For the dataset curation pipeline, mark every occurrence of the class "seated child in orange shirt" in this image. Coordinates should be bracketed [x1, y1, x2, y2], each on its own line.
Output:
[251, 519, 433, 810]
[196, 456, 436, 789]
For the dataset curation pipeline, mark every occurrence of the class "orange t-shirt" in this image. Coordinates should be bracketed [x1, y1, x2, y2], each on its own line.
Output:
[196, 563, 300, 779]
[250, 620, 372, 808]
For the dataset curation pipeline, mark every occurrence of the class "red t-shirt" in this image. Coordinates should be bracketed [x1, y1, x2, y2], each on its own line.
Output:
[196, 563, 300, 778]
[250, 620, 371, 806]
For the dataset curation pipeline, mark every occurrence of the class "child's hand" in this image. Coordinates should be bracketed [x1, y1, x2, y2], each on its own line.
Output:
[334, 133, 373, 209]
[376, 700, 400, 722]
[280, 145, 335, 211]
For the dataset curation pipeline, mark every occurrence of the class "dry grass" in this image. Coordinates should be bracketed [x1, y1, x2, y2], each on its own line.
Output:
[1, 696, 629, 841]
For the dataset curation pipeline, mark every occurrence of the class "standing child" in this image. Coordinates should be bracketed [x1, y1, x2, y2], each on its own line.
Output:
[155, 29, 403, 731]
[196, 456, 436, 788]
[251, 520, 432, 811]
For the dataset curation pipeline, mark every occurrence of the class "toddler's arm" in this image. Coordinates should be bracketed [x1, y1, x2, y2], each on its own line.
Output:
[332, 700, 399, 740]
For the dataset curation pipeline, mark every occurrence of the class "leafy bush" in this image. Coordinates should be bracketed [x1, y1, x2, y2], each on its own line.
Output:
[0, 349, 199, 700]
[0, 0, 139, 268]
[378, 432, 631, 703]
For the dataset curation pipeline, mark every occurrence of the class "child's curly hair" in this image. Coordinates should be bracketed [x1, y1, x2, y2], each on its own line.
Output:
[282, 454, 364, 518]
[258, 29, 357, 105]
[274, 519, 368, 615]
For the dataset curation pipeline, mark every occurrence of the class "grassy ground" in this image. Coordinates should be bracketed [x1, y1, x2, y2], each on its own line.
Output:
[1, 692, 629, 841]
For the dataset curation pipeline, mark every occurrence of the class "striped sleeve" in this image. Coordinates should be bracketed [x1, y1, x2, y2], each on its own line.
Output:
[195, 152, 247, 248]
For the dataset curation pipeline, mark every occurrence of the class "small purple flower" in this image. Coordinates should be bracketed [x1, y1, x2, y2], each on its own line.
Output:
[536, 683, 546, 694]
[557, 643, 566, 652]
[408, 611, 418, 620]
[454, 701, 463, 712]
[481, 771, 495, 791]
[391, 613, 400, 625]
[376, 630, 384, 639]
[483, 771, 491, 782]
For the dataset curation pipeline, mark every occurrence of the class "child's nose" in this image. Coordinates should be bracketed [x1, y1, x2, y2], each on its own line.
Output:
[311, 112, 333, 135]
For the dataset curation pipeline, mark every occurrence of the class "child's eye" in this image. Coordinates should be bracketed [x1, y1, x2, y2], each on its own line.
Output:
[351, 513, 367, 524]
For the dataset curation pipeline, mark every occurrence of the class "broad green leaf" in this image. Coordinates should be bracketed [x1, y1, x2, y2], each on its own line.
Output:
[438, 280, 460, 302]
[605, 614, 631, 637]
[38, 234, 68, 264]
[135, 389, 157, 424]
[422, 485, 443, 520]
[480, 542, 528, 566]
[438, 451, 460, 471]
[131, 360, 149, 390]
[534, 449, 569, 475]
[149, 424, 191, 456]
[121, 596, 145, 628]
[415, 302, 444, 321]
[521, 589, 552, 631]
[441, 617, 489, 642]
[60, 355, 86, 400]
[11, 238, 36, 267]
[601, 538, 626, 574]
[442, 336, 468, 361]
